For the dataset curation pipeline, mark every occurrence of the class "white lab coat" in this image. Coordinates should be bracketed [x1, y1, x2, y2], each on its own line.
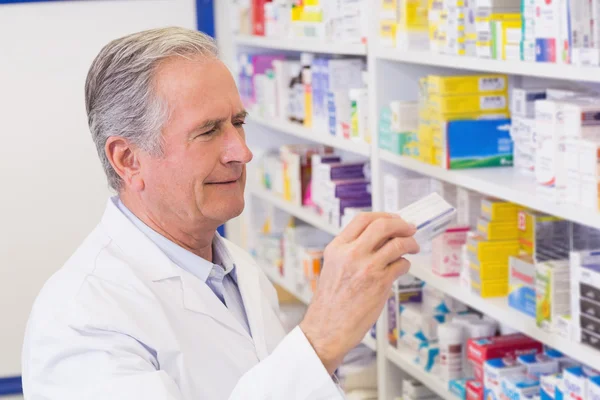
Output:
[22, 199, 343, 400]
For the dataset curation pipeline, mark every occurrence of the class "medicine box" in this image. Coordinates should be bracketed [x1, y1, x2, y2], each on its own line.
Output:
[443, 119, 513, 169]
[563, 366, 600, 400]
[467, 333, 543, 382]
[483, 358, 527, 400]
[456, 187, 484, 228]
[536, 260, 571, 331]
[517, 353, 559, 377]
[500, 373, 541, 399]
[467, 235, 520, 264]
[481, 198, 519, 221]
[511, 88, 547, 118]
[466, 379, 483, 400]
[471, 278, 508, 297]
[449, 379, 468, 399]
[540, 373, 561, 400]
[509, 254, 536, 318]
[432, 226, 470, 277]
[429, 93, 509, 114]
[427, 74, 508, 95]
[471, 258, 510, 281]
[590, 375, 600, 400]
[581, 328, 600, 351]
[477, 217, 518, 240]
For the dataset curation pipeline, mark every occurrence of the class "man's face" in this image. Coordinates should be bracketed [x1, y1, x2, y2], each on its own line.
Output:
[137, 56, 252, 229]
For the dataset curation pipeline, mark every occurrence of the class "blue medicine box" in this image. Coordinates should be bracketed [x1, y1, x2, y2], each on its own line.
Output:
[445, 119, 513, 169]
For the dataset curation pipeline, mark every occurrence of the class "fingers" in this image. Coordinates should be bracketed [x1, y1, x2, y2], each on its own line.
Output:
[384, 257, 412, 282]
[355, 217, 417, 252]
[335, 212, 398, 243]
[373, 236, 420, 266]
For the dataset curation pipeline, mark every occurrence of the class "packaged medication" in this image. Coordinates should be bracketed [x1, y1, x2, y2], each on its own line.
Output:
[536, 259, 570, 332]
[509, 254, 536, 318]
[466, 380, 483, 400]
[501, 374, 541, 399]
[511, 88, 547, 118]
[540, 373, 561, 400]
[449, 378, 468, 399]
[517, 353, 560, 377]
[427, 74, 508, 95]
[438, 323, 466, 381]
[470, 258, 509, 281]
[467, 235, 520, 264]
[590, 376, 600, 400]
[563, 365, 600, 400]
[472, 278, 509, 297]
[467, 334, 543, 382]
[477, 217, 519, 240]
[432, 226, 470, 277]
[395, 192, 457, 246]
[481, 198, 519, 222]
[429, 92, 509, 114]
[484, 357, 527, 400]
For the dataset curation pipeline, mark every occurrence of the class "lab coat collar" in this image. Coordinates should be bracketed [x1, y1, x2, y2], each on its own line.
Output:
[99, 199, 267, 355]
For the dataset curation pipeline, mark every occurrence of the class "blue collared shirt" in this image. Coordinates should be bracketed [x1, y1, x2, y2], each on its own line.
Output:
[115, 197, 251, 336]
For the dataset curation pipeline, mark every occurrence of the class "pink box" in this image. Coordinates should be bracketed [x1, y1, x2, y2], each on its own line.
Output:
[432, 226, 470, 277]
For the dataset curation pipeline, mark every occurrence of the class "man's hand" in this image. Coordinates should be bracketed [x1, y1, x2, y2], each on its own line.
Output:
[299, 212, 419, 374]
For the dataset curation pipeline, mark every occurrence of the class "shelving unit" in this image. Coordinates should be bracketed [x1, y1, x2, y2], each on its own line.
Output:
[226, 4, 600, 398]
[405, 254, 600, 369]
[249, 187, 340, 236]
[234, 34, 367, 55]
[249, 115, 371, 157]
[376, 48, 600, 83]
[386, 346, 454, 400]
[380, 150, 600, 230]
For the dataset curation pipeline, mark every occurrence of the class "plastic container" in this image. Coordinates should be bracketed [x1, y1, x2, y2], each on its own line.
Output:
[438, 323, 465, 381]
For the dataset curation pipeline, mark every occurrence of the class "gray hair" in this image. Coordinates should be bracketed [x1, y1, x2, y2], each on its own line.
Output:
[85, 27, 219, 191]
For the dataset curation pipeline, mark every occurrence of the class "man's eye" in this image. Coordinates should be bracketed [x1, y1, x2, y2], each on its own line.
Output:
[198, 128, 217, 137]
[234, 121, 246, 127]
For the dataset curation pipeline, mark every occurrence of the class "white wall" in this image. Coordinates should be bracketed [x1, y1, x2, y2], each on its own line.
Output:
[0, 0, 196, 376]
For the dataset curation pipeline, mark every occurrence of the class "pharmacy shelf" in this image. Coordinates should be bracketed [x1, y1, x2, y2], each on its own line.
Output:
[386, 346, 454, 400]
[406, 254, 600, 369]
[261, 264, 377, 351]
[249, 115, 371, 157]
[234, 34, 367, 56]
[376, 48, 600, 83]
[380, 150, 600, 230]
[250, 187, 340, 236]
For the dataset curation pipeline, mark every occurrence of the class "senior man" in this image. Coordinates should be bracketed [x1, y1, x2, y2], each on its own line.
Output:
[22, 27, 419, 399]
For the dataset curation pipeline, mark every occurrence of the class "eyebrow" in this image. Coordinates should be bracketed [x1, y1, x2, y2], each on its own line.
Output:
[190, 110, 249, 136]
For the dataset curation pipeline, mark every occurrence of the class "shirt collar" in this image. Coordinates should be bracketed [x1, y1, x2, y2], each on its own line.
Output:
[114, 197, 236, 283]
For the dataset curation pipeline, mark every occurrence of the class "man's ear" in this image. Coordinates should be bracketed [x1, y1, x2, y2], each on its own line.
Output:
[105, 137, 145, 192]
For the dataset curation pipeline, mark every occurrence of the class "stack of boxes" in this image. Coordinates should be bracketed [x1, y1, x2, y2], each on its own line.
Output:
[520, 0, 535, 62]
[510, 87, 546, 175]
[440, 0, 466, 56]
[472, 0, 520, 59]
[571, 250, 600, 352]
[468, 199, 521, 298]
[416, 74, 511, 169]
[378, 101, 419, 155]
[379, 0, 429, 50]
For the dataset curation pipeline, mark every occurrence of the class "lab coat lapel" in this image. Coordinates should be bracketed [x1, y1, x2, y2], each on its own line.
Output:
[179, 272, 253, 342]
[100, 199, 252, 342]
[226, 242, 270, 361]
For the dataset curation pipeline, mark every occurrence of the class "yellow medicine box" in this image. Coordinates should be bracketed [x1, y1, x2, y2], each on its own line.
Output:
[467, 235, 520, 264]
[470, 259, 509, 281]
[418, 144, 435, 164]
[379, 20, 398, 47]
[477, 217, 519, 240]
[428, 93, 508, 114]
[427, 74, 508, 96]
[472, 279, 509, 298]
[481, 198, 519, 222]
[433, 147, 444, 166]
